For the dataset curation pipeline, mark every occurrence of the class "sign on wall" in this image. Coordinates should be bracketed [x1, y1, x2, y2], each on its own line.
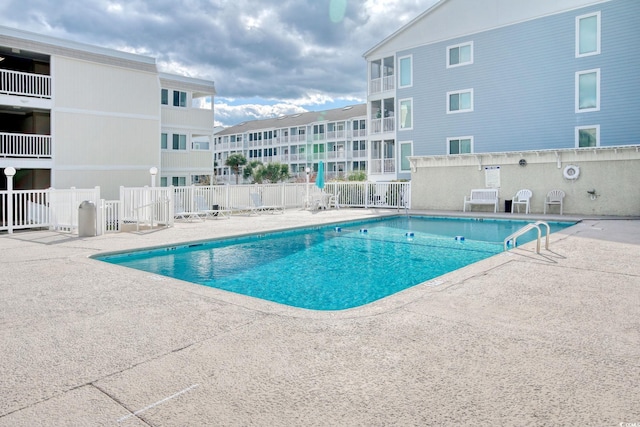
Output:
[484, 166, 501, 188]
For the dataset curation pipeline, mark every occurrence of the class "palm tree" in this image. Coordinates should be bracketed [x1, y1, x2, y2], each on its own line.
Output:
[225, 153, 248, 184]
[254, 162, 290, 183]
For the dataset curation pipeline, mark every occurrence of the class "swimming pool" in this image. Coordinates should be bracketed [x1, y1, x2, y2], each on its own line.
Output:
[96, 216, 574, 310]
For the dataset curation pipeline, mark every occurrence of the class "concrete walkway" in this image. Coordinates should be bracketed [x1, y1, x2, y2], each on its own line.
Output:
[0, 209, 638, 426]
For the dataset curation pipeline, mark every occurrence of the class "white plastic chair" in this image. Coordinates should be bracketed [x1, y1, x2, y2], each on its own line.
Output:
[544, 190, 565, 215]
[511, 189, 532, 214]
[326, 191, 341, 209]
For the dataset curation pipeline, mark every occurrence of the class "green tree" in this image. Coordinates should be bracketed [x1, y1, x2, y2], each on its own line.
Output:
[254, 162, 290, 184]
[225, 153, 248, 184]
[243, 160, 263, 182]
[347, 170, 367, 181]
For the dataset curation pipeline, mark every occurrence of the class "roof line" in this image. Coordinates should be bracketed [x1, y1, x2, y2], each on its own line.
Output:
[362, 0, 448, 58]
[0, 24, 156, 65]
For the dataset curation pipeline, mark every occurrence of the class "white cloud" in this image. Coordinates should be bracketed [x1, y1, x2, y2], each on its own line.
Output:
[0, 0, 439, 126]
[214, 100, 307, 128]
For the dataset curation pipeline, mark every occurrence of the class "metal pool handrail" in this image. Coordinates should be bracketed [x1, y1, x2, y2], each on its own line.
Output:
[503, 221, 550, 254]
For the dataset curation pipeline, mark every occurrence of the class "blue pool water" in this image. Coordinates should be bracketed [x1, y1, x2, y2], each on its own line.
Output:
[96, 216, 574, 310]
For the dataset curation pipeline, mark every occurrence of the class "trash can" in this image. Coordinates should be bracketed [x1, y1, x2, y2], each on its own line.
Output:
[505, 200, 512, 213]
[78, 200, 97, 237]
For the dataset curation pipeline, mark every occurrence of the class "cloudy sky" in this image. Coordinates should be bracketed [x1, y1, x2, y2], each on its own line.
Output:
[0, 0, 438, 127]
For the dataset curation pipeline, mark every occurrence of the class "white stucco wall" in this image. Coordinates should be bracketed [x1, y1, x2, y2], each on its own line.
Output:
[410, 146, 640, 216]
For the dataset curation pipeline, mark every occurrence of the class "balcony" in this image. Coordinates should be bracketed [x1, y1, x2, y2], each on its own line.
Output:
[0, 132, 52, 158]
[327, 151, 346, 161]
[290, 134, 306, 143]
[370, 159, 396, 174]
[352, 128, 367, 138]
[352, 149, 368, 159]
[370, 118, 395, 135]
[0, 69, 51, 99]
[327, 130, 346, 140]
[368, 75, 395, 95]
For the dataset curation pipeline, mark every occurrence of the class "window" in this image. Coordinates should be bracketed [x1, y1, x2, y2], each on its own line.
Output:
[447, 137, 473, 154]
[192, 139, 210, 150]
[400, 142, 412, 171]
[160, 177, 168, 187]
[576, 125, 600, 147]
[447, 42, 473, 67]
[576, 69, 600, 112]
[173, 90, 187, 107]
[447, 89, 473, 113]
[191, 175, 209, 185]
[398, 99, 413, 130]
[172, 134, 187, 150]
[313, 124, 325, 140]
[161, 89, 168, 105]
[399, 55, 412, 87]
[161, 133, 168, 150]
[171, 176, 187, 186]
[576, 12, 600, 57]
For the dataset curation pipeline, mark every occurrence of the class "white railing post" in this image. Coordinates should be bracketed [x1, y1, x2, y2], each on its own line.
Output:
[4, 167, 16, 234]
[364, 182, 369, 209]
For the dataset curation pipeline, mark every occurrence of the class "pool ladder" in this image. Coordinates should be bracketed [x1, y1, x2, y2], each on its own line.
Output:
[503, 221, 550, 254]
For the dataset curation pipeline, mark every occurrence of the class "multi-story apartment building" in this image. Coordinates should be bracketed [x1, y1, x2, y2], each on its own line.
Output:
[364, 0, 640, 181]
[0, 25, 215, 199]
[213, 104, 367, 183]
[160, 73, 216, 188]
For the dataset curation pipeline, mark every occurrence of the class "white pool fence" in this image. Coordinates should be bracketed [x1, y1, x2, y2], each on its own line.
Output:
[0, 181, 411, 235]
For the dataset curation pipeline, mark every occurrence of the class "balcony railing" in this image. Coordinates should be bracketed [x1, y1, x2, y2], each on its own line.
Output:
[289, 153, 307, 161]
[383, 117, 395, 133]
[0, 132, 52, 158]
[352, 149, 368, 159]
[0, 69, 51, 99]
[370, 118, 395, 135]
[327, 151, 346, 160]
[290, 134, 306, 143]
[370, 159, 396, 174]
[327, 130, 346, 140]
[369, 78, 382, 94]
[369, 75, 395, 95]
[383, 75, 395, 92]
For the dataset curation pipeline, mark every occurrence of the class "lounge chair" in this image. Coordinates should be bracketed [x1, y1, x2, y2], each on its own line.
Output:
[174, 196, 204, 222]
[511, 189, 532, 214]
[195, 195, 229, 219]
[250, 192, 284, 214]
[544, 189, 565, 215]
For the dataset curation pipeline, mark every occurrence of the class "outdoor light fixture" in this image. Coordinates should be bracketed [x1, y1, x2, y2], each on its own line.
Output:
[4, 167, 16, 234]
[149, 166, 158, 187]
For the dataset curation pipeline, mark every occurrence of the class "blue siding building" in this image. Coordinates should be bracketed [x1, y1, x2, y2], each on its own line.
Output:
[364, 0, 640, 181]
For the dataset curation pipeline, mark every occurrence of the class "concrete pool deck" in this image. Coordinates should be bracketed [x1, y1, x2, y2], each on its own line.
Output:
[0, 208, 638, 426]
